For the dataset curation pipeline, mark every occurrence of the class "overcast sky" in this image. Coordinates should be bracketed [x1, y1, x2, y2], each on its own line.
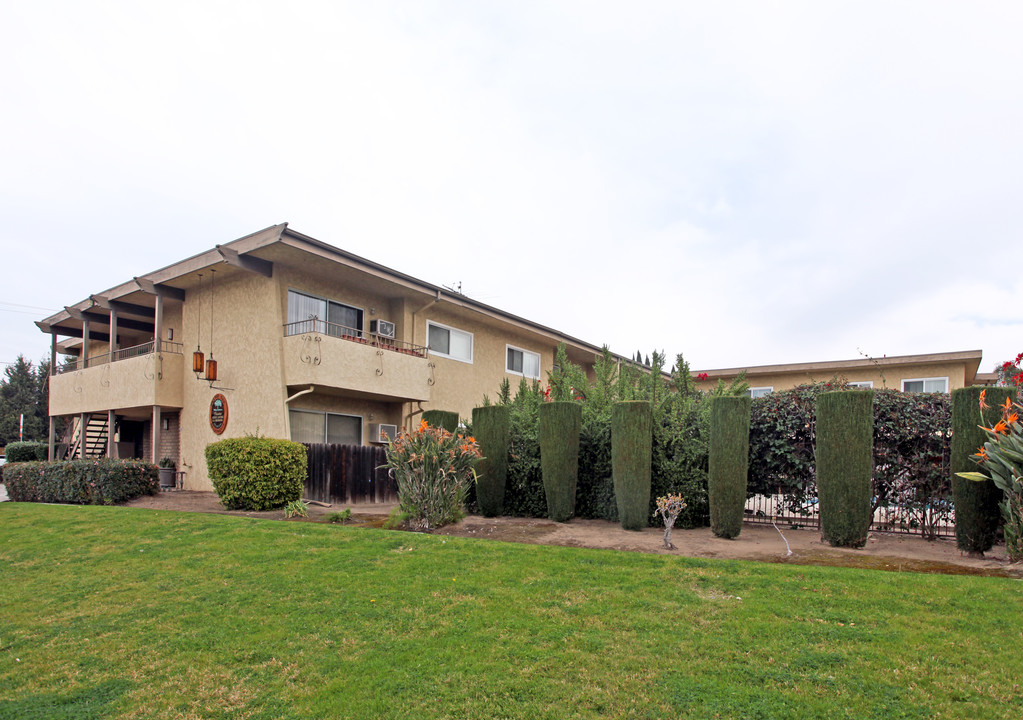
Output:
[2, 1, 1021, 377]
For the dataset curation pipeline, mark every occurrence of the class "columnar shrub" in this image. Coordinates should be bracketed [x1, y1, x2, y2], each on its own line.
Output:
[3, 459, 158, 504]
[956, 391, 1023, 561]
[707, 395, 751, 539]
[385, 419, 480, 529]
[539, 401, 582, 522]
[472, 405, 510, 517]
[206, 436, 307, 511]
[611, 401, 653, 530]
[421, 410, 459, 433]
[951, 386, 1013, 555]
[816, 390, 874, 547]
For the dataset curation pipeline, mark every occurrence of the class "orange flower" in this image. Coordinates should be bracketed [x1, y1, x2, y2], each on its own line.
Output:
[419, 419, 429, 432]
[993, 420, 1009, 435]
[1007, 411, 1019, 426]
[979, 389, 988, 410]
[1003, 397, 1013, 412]
[973, 446, 988, 462]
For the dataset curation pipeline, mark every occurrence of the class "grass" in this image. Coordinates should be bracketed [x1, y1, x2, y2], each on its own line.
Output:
[0, 503, 1020, 719]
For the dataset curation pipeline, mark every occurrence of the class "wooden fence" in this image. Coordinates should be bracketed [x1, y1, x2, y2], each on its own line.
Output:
[303, 443, 397, 505]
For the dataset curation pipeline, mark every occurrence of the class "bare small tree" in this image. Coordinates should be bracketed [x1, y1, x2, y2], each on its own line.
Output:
[653, 493, 688, 550]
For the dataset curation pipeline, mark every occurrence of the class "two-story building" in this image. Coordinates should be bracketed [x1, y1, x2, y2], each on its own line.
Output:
[38, 224, 608, 490]
[691, 349, 989, 397]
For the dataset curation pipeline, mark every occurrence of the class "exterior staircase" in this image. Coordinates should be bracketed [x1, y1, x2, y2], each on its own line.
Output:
[64, 415, 110, 459]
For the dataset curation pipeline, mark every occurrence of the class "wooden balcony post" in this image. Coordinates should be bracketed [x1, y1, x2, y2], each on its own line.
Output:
[109, 309, 118, 356]
[107, 410, 116, 458]
[82, 318, 90, 369]
[154, 293, 163, 353]
[152, 406, 161, 464]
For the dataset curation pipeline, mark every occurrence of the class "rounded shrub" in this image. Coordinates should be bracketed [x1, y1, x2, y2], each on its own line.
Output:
[816, 390, 874, 547]
[5, 441, 48, 462]
[707, 395, 752, 539]
[951, 386, 1013, 555]
[472, 405, 510, 517]
[539, 401, 582, 522]
[421, 410, 459, 433]
[612, 401, 653, 530]
[205, 436, 307, 511]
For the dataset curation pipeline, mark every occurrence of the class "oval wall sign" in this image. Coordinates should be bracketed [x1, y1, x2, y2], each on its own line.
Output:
[209, 393, 229, 434]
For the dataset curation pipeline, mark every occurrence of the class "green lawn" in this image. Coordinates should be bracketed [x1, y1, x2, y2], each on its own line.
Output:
[0, 503, 1019, 719]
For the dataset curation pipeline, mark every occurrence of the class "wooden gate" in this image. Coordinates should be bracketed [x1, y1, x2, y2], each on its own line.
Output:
[303, 444, 397, 505]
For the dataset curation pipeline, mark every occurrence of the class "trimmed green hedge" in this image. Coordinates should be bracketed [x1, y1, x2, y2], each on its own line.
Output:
[422, 410, 459, 433]
[951, 386, 1013, 555]
[3, 459, 158, 504]
[205, 436, 307, 511]
[539, 402, 581, 522]
[472, 405, 510, 517]
[707, 395, 751, 539]
[612, 401, 653, 530]
[816, 390, 874, 547]
[5, 441, 48, 462]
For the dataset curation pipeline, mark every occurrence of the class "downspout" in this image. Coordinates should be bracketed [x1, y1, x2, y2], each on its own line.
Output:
[286, 386, 315, 404]
[404, 401, 426, 429]
[410, 289, 441, 347]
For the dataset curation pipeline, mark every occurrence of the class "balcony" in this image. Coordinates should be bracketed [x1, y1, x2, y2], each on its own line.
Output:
[282, 320, 431, 402]
[50, 341, 185, 416]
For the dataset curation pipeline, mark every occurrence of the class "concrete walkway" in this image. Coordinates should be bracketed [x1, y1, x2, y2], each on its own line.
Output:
[0, 483, 8, 502]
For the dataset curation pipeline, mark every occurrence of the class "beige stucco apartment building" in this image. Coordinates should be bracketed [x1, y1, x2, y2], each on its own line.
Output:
[37, 223, 994, 492]
[38, 224, 607, 490]
[691, 349, 988, 398]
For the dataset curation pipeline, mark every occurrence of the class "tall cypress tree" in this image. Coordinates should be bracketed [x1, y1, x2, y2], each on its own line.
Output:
[707, 395, 752, 539]
[816, 390, 874, 547]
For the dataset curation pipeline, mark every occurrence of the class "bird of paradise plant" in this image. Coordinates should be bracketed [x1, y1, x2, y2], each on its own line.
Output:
[956, 389, 1023, 561]
[384, 419, 481, 530]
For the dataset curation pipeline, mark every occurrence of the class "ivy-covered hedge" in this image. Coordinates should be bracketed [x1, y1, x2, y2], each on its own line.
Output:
[3, 459, 158, 504]
[4, 441, 48, 462]
[749, 382, 953, 531]
[205, 436, 307, 511]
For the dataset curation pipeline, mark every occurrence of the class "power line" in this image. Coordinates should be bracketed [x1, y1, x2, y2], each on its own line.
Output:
[0, 301, 60, 312]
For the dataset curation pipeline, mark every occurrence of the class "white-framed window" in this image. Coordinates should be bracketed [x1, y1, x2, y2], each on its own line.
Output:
[506, 345, 541, 379]
[427, 321, 473, 363]
[847, 381, 874, 389]
[289, 409, 363, 445]
[286, 289, 364, 338]
[902, 377, 948, 393]
[748, 386, 773, 399]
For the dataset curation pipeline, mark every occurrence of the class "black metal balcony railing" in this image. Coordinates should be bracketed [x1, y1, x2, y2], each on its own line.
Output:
[283, 319, 428, 358]
[56, 340, 184, 374]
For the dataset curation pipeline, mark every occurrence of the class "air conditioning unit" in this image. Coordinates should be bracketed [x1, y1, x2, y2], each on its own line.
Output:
[369, 423, 398, 444]
[370, 319, 395, 339]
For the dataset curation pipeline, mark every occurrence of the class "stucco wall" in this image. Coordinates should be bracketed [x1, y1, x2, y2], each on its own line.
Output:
[177, 270, 289, 490]
[50, 352, 184, 416]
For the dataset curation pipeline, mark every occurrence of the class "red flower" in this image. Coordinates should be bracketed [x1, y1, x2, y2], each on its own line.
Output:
[696, 372, 709, 381]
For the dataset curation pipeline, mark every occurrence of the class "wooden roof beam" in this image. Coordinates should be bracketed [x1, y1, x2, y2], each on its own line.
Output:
[134, 277, 186, 301]
[216, 245, 274, 277]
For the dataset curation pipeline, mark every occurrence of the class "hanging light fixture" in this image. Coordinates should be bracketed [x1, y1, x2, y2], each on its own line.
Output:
[205, 269, 218, 382]
[192, 273, 205, 375]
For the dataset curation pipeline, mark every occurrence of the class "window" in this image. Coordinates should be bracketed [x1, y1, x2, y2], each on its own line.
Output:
[286, 290, 363, 337]
[902, 377, 948, 393]
[847, 381, 874, 389]
[747, 387, 773, 399]
[506, 345, 540, 379]
[427, 321, 473, 363]
[289, 409, 363, 445]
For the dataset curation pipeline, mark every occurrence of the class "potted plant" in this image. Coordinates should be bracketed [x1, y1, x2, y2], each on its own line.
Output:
[158, 457, 177, 489]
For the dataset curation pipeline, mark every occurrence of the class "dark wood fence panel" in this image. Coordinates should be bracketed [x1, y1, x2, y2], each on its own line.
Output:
[303, 444, 396, 505]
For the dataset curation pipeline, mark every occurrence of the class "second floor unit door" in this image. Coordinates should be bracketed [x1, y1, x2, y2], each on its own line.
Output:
[288, 290, 364, 338]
